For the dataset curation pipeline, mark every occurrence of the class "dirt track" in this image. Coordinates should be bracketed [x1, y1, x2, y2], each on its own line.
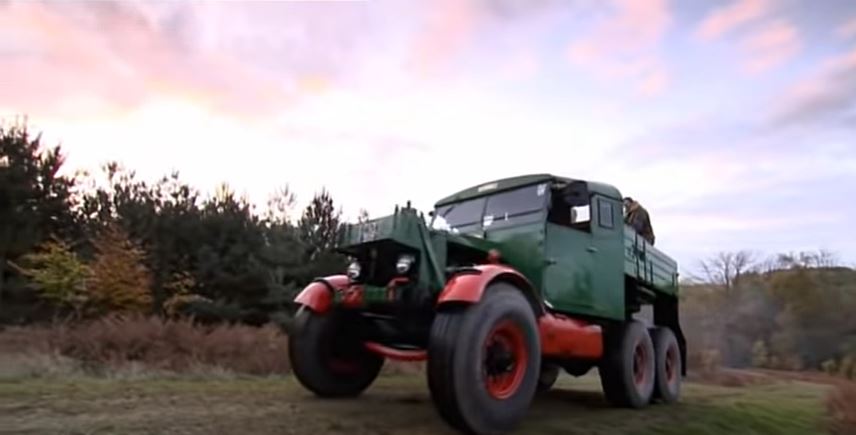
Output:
[0, 372, 833, 435]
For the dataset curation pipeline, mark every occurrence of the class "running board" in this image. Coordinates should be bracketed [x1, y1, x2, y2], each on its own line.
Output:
[364, 342, 428, 362]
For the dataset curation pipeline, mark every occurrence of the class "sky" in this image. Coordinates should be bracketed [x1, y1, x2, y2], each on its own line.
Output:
[1, 0, 855, 274]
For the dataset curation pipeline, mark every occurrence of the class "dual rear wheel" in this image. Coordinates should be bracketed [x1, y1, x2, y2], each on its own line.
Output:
[599, 320, 682, 408]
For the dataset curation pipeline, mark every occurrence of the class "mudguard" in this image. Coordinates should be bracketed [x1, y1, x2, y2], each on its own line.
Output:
[294, 275, 350, 314]
[437, 264, 543, 315]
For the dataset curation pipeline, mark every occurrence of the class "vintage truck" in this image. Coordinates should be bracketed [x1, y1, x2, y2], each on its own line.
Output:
[288, 174, 686, 435]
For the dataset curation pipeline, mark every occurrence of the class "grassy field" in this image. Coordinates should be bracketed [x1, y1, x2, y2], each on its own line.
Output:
[0, 371, 834, 435]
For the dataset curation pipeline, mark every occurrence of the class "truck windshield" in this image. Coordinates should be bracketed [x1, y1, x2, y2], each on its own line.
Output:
[434, 197, 486, 231]
[432, 183, 548, 231]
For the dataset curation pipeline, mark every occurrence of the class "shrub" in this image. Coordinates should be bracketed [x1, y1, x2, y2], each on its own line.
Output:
[751, 340, 769, 368]
[699, 349, 722, 373]
[0, 352, 81, 380]
[839, 356, 855, 380]
[12, 238, 90, 317]
[823, 359, 839, 376]
[0, 314, 290, 376]
[86, 224, 153, 314]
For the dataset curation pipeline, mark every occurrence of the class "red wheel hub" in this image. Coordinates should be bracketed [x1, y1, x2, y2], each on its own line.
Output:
[483, 320, 528, 400]
[633, 341, 649, 387]
[328, 358, 360, 374]
[665, 345, 678, 383]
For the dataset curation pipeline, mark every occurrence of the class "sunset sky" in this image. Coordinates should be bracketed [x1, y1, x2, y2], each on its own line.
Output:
[2, 0, 855, 274]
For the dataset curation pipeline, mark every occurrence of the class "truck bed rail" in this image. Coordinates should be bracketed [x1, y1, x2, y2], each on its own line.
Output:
[623, 225, 679, 295]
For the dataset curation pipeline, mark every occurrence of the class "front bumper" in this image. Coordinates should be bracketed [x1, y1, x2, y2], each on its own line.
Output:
[294, 275, 413, 314]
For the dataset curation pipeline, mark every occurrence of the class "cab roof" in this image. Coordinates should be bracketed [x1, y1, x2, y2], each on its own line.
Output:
[434, 173, 623, 207]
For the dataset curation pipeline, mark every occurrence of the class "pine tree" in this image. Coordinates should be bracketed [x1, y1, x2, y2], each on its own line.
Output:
[296, 189, 348, 283]
[298, 189, 342, 261]
[0, 119, 77, 309]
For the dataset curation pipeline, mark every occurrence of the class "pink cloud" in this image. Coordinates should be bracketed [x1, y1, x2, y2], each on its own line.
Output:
[740, 20, 802, 74]
[768, 45, 856, 127]
[637, 67, 670, 97]
[408, 0, 478, 75]
[406, 0, 561, 78]
[567, 0, 672, 97]
[568, 0, 670, 62]
[0, 2, 326, 121]
[836, 17, 856, 40]
[695, 0, 770, 41]
[499, 50, 541, 82]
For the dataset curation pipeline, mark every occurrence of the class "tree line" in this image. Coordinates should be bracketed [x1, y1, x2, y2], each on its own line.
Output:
[3, 117, 855, 378]
[0, 119, 350, 326]
[682, 249, 856, 378]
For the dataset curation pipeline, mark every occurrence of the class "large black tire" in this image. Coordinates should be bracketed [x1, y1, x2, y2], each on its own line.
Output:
[650, 326, 682, 403]
[537, 364, 560, 393]
[427, 282, 541, 435]
[598, 320, 656, 408]
[288, 306, 384, 398]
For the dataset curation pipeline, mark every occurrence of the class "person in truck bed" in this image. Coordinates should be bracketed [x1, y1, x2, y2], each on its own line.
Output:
[623, 196, 656, 245]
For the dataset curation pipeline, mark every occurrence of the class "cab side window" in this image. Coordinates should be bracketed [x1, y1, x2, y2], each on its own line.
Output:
[548, 182, 592, 232]
[597, 198, 615, 229]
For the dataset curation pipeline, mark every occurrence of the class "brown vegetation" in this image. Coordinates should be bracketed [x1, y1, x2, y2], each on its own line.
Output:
[85, 224, 153, 315]
[0, 314, 424, 378]
[827, 382, 856, 435]
[0, 314, 290, 376]
[681, 258, 856, 375]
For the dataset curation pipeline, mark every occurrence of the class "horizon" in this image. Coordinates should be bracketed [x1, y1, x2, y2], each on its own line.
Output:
[2, 0, 855, 275]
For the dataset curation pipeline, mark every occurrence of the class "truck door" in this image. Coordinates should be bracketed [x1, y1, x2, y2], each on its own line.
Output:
[589, 195, 624, 320]
[543, 183, 596, 316]
[543, 186, 625, 321]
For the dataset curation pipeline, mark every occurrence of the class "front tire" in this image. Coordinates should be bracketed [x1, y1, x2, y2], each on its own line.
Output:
[288, 306, 384, 398]
[428, 282, 541, 435]
[598, 320, 656, 408]
[537, 364, 560, 393]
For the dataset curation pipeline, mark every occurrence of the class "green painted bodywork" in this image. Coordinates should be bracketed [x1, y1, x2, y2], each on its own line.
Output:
[337, 174, 679, 322]
[435, 173, 622, 206]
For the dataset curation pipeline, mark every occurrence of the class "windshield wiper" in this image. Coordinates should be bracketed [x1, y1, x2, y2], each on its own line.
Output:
[440, 203, 457, 218]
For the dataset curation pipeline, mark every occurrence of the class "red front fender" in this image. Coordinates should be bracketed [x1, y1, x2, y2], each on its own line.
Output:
[437, 265, 542, 314]
[294, 275, 350, 314]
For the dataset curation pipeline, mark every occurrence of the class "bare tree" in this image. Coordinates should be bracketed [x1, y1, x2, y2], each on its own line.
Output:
[773, 249, 841, 270]
[697, 250, 757, 292]
[357, 208, 370, 224]
[265, 184, 297, 224]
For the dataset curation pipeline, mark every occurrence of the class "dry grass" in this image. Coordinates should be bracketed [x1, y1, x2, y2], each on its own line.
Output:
[0, 314, 436, 379]
[688, 367, 775, 388]
[0, 314, 290, 377]
[0, 373, 833, 435]
[827, 381, 856, 435]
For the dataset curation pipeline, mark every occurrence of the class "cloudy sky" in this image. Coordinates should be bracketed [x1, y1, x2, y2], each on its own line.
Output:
[1, 0, 855, 273]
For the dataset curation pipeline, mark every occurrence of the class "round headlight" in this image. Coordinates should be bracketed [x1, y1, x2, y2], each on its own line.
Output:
[347, 261, 361, 279]
[396, 254, 415, 274]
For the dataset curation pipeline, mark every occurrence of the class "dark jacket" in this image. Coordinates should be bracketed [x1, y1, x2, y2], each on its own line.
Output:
[625, 205, 655, 245]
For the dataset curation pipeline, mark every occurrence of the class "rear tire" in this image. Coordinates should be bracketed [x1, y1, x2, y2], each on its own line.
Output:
[427, 282, 541, 435]
[650, 327, 682, 403]
[598, 320, 655, 408]
[288, 306, 384, 398]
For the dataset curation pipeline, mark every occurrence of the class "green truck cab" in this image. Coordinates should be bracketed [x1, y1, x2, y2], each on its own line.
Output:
[288, 174, 686, 435]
